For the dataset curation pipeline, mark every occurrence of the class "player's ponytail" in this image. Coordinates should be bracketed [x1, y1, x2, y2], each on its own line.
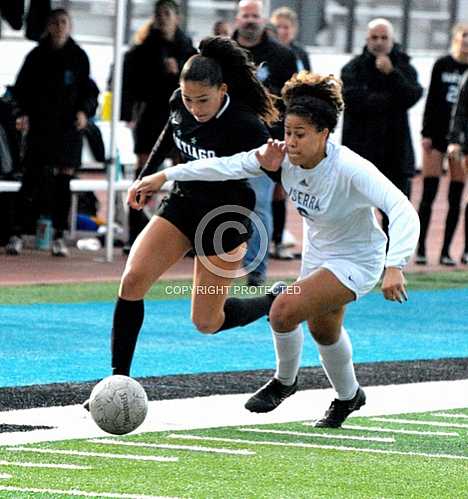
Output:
[180, 36, 279, 126]
[281, 71, 344, 133]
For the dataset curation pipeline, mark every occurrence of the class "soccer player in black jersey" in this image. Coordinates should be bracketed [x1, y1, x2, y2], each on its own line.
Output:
[417, 23, 468, 266]
[110, 36, 282, 378]
[448, 70, 468, 265]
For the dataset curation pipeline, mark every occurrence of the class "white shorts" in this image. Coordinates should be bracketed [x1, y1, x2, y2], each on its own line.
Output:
[299, 258, 384, 301]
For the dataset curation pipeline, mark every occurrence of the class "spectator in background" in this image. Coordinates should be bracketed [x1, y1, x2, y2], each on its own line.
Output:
[6, 8, 99, 257]
[213, 19, 232, 37]
[121, 0, 196, 253]
[269, 5, 311, 260]
[270, 6, 311, 72]
[447, 69, 468, 265]
[416, 23, 468, 266]
[233, 0, 297, 285]
[341, 18, 423, 238]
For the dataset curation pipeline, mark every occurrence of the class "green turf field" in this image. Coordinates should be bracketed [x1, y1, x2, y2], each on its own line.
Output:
[0, 270, 467, 304]
[0, 408, 467, 498]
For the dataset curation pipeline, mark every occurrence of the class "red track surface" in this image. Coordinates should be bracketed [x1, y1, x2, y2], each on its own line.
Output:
[1, 174, 466, 286]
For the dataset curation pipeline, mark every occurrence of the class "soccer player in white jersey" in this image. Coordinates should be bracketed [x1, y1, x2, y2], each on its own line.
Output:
[130, 72, 420, 428]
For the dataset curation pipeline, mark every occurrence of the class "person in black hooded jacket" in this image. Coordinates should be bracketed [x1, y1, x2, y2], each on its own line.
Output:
[120, 0, 196, 250]
[341, 18, 423, 237]
[6, 8, 98, 257]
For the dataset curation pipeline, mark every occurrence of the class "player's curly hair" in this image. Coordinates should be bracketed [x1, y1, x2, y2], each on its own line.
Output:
[281, 71, 344, 133]
[180, 36, 279, 126]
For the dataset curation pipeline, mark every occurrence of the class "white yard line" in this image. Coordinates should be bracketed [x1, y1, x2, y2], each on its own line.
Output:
[371, 417, 468, 429]
[1, 379, 467, 446]
[336, 424, 458, 437]
[239, 428, 394, 443]
[89, 438, 255, 456]
[431, 413, 468, 419]
[0, 459, 92, 469]
[168, 434, 468, 461]
[0, 486, 177, 498]
[0, 474, 12, 479]
[7, 447, 178, 462]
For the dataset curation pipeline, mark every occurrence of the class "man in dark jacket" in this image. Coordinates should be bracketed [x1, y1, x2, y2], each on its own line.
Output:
[341, 18, 423, 209]
[232, 0, 297, 286]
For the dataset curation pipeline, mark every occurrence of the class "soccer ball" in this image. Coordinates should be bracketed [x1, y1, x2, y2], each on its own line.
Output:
[89, 375, 148, 435]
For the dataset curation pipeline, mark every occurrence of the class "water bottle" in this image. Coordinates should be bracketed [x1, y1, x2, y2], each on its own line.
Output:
[35, 216, 52, 250]
[76, 237, 102, 251]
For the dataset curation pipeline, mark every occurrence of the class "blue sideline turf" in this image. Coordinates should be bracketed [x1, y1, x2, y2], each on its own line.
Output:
[1, 288, 467, 387]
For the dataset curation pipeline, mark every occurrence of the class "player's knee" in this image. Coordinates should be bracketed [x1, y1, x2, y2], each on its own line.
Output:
[119, 268, 147, 300]
[269, 299, 298, 332]
[192, 315, 223, 335]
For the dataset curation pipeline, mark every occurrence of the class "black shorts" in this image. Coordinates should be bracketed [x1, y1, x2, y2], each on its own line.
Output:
[430, 136, 448, 153]
[157, 191, 256, 256]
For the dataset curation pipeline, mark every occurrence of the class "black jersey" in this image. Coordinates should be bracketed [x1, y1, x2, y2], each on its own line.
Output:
[422, 55, 468, 141]
[448, 70, 468, 151]
[140, 89, 270, 204]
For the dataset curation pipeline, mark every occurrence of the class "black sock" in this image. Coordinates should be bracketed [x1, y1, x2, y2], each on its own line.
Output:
[441, 181, 464, 256]
[215, 295, 274, 333]
[417, 176, 440, 255]
[465, 203, 468, 253]
[111, 297, 144, 375]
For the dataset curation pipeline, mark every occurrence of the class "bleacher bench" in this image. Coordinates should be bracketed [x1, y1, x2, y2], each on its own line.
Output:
[0, 178, 132, 239]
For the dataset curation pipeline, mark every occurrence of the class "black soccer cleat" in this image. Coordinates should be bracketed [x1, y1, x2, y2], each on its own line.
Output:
[245, 377, 298, 413]
[314, 386, 366, 428]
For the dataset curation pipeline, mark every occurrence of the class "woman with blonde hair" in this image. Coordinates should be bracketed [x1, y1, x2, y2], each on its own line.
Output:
[416, 22, 468, 266]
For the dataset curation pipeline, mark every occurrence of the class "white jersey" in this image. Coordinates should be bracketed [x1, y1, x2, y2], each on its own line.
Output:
[165, 140, 420, 270]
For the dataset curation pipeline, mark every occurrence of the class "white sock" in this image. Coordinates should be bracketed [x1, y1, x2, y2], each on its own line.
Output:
[317, 327, 358, 400]
[272, 324, 304, 385]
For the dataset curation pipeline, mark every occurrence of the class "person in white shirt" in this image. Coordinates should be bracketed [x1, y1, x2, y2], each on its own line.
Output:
[129, 71, 420, 428]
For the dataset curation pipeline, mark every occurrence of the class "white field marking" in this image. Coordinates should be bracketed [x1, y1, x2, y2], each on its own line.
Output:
[239, 428, 394, 443]
[168, 434, 468, 461]
[8, 447, 178, 462]
[88, 438, 255, 456]
[0, 459, 92, 470]
[431, 413, 468, 419]
[3, 379, 468, 446]
[335, 424, 459, 437]
[0, 474, 12, 479]
[371, 417, 468, 429]
[0, 486, 177, 498]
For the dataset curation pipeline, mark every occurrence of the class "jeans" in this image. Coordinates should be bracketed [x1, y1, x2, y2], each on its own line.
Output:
[244, 175, 275, 279]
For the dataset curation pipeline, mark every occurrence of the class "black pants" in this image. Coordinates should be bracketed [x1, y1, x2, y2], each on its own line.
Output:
[12, 163, 73, 236]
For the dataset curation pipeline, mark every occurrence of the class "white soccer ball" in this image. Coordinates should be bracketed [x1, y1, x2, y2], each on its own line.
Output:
[89, 375, 148, 435]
